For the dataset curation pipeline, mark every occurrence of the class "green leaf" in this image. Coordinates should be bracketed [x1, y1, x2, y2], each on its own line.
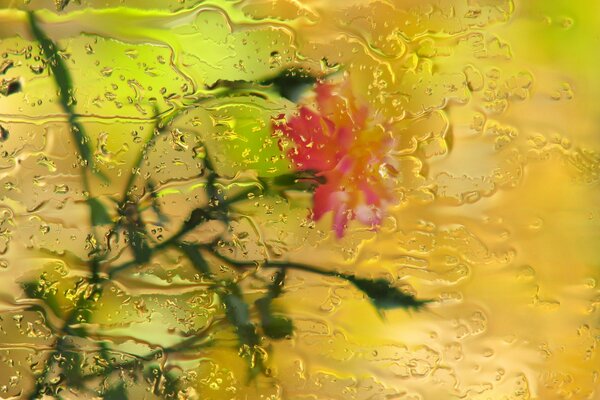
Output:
[27, 12, 107, 181]
[343, 275, 428, 311]
[162, 370, 181, 398]
[182, 208, 209, 233]
[256, 296, 293, 340]
[0, 124, 9, 142]
[261, 68, 319, 102]
[255, 270, 293, 339]
[87, 198, 112, 226]
[219, 282, 264, 377]
[126, 226, 151, 264]
[55, 0, 71, 11]
[178, 244, 211, 276]
[27, 12, 73, 112]
[61, 352, 84, 389]
[22, 281, 64, 319]
[263, 170, 325, 194]
[142, 365, 180, 397]
[221, 287, 256, 344]
[104, 382, 128, 400]
[270, 172, 299, 187]
[262, 315, 293, 339]
[267, 268, 285, 297]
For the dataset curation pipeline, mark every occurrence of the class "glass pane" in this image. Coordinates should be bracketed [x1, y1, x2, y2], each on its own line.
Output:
[0, 1, 598, 398]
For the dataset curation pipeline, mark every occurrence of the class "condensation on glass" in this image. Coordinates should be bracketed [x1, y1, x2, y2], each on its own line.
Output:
[0, 0, 598, 399]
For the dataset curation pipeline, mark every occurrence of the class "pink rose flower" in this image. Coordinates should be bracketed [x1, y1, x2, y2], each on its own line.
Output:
[273, 80, 397, 237]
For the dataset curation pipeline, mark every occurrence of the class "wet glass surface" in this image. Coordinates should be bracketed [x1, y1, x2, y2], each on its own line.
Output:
[0, 1, 599, 399]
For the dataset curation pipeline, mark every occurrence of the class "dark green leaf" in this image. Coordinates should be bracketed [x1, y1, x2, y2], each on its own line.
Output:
[142, 365, 180, 397]
[261, 68, 319, 102]
[268, 269, 286, 297]
[121, 202, 152, 263]
[204, 69, 321, 103]
[219, 282, 263, 377]
[104, 382, 128, 400]
[0, 124, 8, 141]
[264, 170, 325, 194]
[162, 370, 181, 398]
[181, 208, 209, 233]
[343, 275, 428, 311]
[221, 288, 254, 342]
[178, 244, 211, 276]
[145, 365, 162, 396]
[262, 315, 293, 339]
[55, 0, 71, 11]
[22, 281, 64, 319]
[256, 296, 293, 340]
[271, 172, 299, 187]
[255, 270, 293, 339]
[126, 226, 151, 264]
[88, 198, 112, 226]
[61, 352, 84, 389]
[205, 171, 218, 203]
[28, 12, 107, 181]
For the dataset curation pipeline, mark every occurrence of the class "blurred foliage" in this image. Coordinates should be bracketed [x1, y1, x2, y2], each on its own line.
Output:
[16, 12, 427, 399]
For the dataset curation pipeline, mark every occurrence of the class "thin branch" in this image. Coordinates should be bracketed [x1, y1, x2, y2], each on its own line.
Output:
[200, 243, 340, 278]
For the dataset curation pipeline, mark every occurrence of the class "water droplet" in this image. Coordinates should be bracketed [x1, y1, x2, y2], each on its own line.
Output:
[53, 184, 69, 194]
[100, 67, 113, 77]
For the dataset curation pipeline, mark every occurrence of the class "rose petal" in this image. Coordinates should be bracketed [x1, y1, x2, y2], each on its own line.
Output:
[276, 80, 396, 238]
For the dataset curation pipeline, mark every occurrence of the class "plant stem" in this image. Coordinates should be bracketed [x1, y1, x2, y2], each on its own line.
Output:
[199, 243, 340, 278]
[26, 13, 109, 398]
